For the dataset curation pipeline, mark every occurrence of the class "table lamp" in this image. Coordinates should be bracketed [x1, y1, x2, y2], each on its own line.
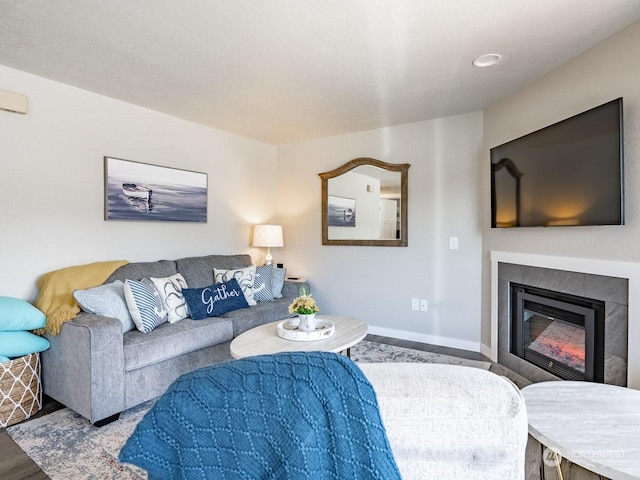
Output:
[252, 224, 284, 265]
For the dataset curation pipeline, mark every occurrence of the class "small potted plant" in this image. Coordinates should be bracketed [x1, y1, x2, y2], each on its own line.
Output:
[288, 287, 320, 331]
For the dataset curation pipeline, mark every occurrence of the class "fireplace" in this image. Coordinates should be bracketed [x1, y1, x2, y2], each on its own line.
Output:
[493, 254, 629, 387]
[511, 284, 605, 382]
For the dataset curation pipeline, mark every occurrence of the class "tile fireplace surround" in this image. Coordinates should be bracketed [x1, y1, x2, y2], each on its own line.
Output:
[490, 251, 640, 389]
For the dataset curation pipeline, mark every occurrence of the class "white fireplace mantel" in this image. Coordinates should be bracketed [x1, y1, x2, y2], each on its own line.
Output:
[490, 251, 640, 389]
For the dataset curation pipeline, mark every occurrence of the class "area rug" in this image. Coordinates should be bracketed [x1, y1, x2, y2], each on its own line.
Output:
[351, 340, 491, 370]
[7, 341, 491, 480]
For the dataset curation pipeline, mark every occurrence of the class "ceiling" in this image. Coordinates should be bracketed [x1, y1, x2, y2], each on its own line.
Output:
[1, 1, 640, 145]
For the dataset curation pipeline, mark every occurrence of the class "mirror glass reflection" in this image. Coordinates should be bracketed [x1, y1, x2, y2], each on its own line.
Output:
[319, 158, 410, 246]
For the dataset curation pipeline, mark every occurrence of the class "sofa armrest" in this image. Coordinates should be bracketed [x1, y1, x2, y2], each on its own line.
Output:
[282, 280, 310, 299]
[41, 313, 125, 424]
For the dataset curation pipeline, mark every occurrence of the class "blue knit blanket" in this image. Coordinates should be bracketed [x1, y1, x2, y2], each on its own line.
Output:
[119, 351, 401, 480]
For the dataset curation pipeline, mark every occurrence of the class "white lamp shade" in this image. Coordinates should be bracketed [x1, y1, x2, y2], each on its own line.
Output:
[252, 224, 284, 248]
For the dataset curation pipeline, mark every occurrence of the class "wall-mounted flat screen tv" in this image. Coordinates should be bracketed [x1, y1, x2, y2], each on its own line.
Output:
[490, 98, 624, 228]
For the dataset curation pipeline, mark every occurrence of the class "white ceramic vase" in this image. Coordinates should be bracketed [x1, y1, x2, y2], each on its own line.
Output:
[297, 313, 317, 332]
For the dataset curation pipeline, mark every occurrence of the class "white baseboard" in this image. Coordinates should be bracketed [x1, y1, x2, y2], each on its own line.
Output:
[367, 325, 483, 354]
[479, 343, 493, 361]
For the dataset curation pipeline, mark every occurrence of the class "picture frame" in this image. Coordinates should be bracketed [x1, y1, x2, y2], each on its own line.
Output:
[327, 195, 356, 227]
[104, 156, 207, 222]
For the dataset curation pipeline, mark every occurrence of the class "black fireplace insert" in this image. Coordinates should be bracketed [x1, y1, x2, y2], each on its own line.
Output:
[510, 283, 605, 382]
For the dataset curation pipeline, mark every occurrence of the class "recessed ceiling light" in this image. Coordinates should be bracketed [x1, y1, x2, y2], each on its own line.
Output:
[472, 53, 502, 68]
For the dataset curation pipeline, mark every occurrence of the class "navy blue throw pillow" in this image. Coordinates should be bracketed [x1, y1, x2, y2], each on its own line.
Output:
[183, 279, 249, 320]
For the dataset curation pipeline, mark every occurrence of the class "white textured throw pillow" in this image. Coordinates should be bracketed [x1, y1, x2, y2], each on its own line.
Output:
[151, 273, 189, 324]
[214, 266, 257, 306]
[73, 280, 135, 333]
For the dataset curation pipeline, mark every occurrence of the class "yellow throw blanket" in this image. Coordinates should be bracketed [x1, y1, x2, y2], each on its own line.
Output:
[34, 260, 129, 336]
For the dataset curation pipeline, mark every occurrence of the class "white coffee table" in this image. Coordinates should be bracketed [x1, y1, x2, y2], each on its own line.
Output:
[522, 381, 640, 480]
[230, 314, 367, 359]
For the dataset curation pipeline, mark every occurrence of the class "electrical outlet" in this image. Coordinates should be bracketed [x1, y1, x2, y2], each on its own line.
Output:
[449, 236, 459, 250]
[411, 298, 420, 311]
[420, 299, 428, 312]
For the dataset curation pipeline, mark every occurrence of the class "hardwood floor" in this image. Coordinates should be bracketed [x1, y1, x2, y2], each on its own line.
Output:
[0, 335, 531, 479]
[0, 396, 62, 480]
[0, 444, 48, 480]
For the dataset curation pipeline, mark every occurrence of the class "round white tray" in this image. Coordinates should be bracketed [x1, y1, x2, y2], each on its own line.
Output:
[276, 319, 335, 342]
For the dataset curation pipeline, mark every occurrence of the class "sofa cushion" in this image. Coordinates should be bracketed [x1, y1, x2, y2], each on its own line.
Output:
[151, 274, 189, 324]
[176, 254, 252, 288]
[106, 260, 178, 284]
[223, 297, 293, 337]
[123, 317, 234, 371]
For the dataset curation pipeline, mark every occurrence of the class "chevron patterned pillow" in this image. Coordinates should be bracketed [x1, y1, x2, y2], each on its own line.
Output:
[124, 279, 168, 333]
[253, 264, 275, 302]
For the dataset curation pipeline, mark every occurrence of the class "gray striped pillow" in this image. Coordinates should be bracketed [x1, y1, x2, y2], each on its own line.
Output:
[253, 264, 275, 302]
[124, 279, 168, 333]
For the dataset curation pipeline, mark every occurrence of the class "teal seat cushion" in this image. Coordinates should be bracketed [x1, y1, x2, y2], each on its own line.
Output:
[0, 355, 10, 363]
[0, 331, 50, 357]
[0, 296, 46, 331]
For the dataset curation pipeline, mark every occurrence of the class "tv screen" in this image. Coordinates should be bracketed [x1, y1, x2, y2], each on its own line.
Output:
[490, 98, 624, 228]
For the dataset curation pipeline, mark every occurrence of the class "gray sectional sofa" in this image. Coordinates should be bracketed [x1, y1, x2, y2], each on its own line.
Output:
[41, 254, 307, 425]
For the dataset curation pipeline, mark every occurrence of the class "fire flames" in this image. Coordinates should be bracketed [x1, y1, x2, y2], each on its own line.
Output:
[529, 336, 585, 372]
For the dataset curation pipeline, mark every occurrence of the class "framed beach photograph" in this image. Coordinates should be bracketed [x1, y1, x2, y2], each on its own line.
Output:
[327, 195, 356, 227]
[104, 156, 207, 222]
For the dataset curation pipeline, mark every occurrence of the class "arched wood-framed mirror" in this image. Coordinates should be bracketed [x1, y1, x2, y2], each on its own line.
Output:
[319, 158, 410, 246]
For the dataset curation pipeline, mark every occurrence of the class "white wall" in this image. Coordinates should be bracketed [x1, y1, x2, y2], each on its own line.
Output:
[276, 112, 485, 351]
[482, 22, 640, 347]
[6, 22, 640, 355]
[0, 65, 278, 300]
